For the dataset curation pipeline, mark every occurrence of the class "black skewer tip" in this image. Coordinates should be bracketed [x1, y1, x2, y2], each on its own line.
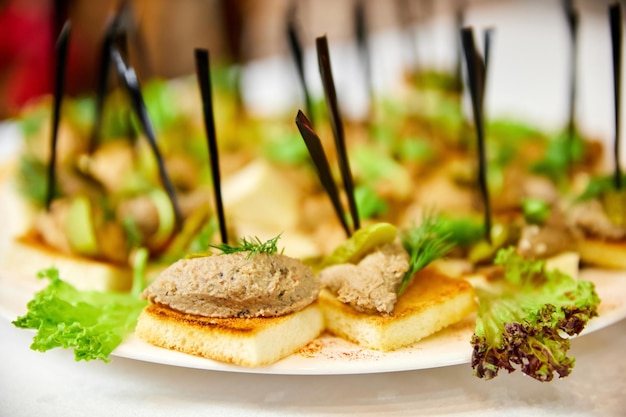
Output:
[453, 0, 466, 93]
[610, 3, 623, 190]
[563, 0, 579, 176]
[194, 48, 229, 245]
[460, 27, 492, 245]
[286, 2, 315, 126]
[45, 21, 72, 211]
[316, 35, 361, 232]
[354, 0, 374, 107]
[483, 28, 494, 83]
[110, 46, 183, 232]
[90, 14, 124, 153]
[295, 110, 352, 237]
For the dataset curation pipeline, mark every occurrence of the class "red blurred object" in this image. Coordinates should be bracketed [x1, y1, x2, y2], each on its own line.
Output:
[0, 0, 93, 118]
[0, 0, 53, 116]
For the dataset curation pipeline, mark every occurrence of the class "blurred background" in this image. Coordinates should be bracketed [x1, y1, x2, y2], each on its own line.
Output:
[1, 0, 429, 118]
[1, 0, 407, 118]
[0, 0, 625, 146]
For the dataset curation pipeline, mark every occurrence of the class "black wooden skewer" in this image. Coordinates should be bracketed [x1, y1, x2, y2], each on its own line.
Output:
[563, 0, 579, 174]
[460, 27, 492, 244]
[286, 2, 315, 126]
[45, 21, 71, 211]
[316, 35, 361, 233]
[220, 0, 245, 116]
[129, 7, 153, 80]
[454, 0, 466, 94]
[394, 0, 418, 73]
[355, 0, 374, 111]
[483, 28, 494, 88]
[52, 0, 70, 51]
[110, 46, 183, 231]
[195, 48, 228, 244]
[610, 3, 623, 190]
[480, 28, 494, 113]
[90, 23, 115, 153]
[295, 111, 352, 237]
[89, 5, 128, 153]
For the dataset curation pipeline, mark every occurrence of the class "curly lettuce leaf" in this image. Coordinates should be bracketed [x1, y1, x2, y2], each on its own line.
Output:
[471, 247, 600, 381]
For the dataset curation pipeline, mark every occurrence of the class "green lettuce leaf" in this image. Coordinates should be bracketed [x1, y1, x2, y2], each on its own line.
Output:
[12, 250, 148, 362]
[471, 247, 600, 381]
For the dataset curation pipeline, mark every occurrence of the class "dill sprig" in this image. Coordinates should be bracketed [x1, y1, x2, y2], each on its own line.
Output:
[398, 213, 454, 294]
[210, 234, 284, 258]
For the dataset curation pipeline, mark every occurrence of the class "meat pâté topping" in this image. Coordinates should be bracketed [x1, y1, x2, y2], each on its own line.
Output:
[318, 242, 410, 315]
[568, 198, 626, 240]
[141, 251, 320, 318]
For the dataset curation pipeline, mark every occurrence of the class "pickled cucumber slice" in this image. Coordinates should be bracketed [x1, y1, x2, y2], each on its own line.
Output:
[321, 222, 397, 267]
[66, 195, 99, 256]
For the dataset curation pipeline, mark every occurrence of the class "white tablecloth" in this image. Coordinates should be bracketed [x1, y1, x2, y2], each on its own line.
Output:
[1, 316, 625, 417]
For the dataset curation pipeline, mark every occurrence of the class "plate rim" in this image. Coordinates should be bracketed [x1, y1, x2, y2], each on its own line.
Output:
[1, 267, 625, 376]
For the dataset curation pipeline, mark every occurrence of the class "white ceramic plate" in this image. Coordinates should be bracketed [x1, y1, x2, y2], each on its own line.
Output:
[1, 267, 625, 375]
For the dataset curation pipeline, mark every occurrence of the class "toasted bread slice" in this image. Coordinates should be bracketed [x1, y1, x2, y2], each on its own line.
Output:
[576, 238, 626, 269]
[1, 233, 132, 292]
[135, 301, 324, 367]
[318, 268, 476, 351]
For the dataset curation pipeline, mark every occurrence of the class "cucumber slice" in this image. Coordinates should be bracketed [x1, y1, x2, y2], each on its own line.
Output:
[162, 204, 212, 259]
[321, 222, 397, 267]
[601, 190, 626, 227]
[150, 188, 175, 245]
[468, 223, 514, 264]
[66, 195, 99, 256]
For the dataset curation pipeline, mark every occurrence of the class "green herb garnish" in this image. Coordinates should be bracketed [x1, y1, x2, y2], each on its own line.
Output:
[398, 214, 455, 294]
[575, 174, 626, 226]
[209, 234, 284, 258]
[17, 156, 50, 207]
[352, 145, 411, 188]
[264, 131, 309, 165]
[122, 215, 143, 250]
[522, 197, 552, 225]
[397, 137, 436, 163]
[438, 215, 485, 248]
[354, 184, 388, 219]
[531, 130, 586, 186]
[576, 174, 626, 202]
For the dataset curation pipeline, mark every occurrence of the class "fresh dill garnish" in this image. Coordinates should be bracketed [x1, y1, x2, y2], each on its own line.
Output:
[17, 156, 50, 207]
[575, 174, 626, 202]
[122, 216, 143, 251]
[398, 213, 454, 294]
[209, 234, 284, 258]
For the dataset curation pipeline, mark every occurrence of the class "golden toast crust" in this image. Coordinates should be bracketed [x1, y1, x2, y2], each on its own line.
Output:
[141, 302, 312, 335]
[577, 238, 626, 269]
[318, 267, 476, 350]
[136, 301, 324, 367]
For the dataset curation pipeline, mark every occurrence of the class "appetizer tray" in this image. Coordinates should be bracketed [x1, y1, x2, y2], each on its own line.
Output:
[1, 268, 625, 375]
